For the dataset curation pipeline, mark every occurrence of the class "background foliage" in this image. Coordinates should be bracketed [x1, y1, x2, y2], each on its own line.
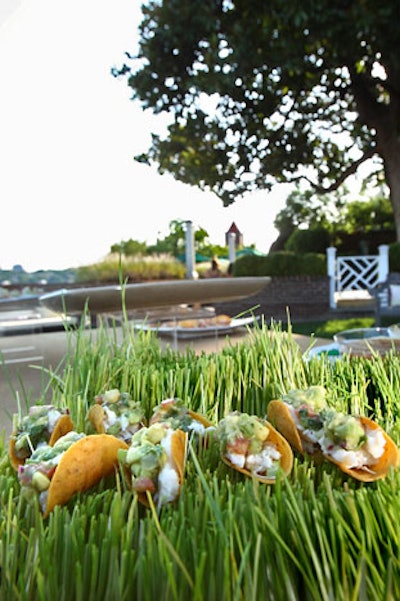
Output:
[118, 0, 400, 242]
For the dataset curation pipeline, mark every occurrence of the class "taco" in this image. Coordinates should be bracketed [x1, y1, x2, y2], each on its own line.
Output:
[216, 411, 293, 483]
[175, 319, 198, 328]
[164, 315, 231, 328]
[213, 314, 232, 326]
[267, 386, 328, 460]
[87, 389, 146, 442]
[268, 387, 399, 481]
[119, 422, 187, 507]
[317, 411, 399, 482]
[150, 398, 214, 435]
[9, 404, 74, 470]
[17, 432, 128, 517]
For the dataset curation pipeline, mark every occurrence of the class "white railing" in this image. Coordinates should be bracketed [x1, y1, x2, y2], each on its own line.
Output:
[327, 245, 389, 309]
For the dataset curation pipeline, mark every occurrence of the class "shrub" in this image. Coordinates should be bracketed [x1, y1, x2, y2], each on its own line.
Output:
[231, 255, 266, 276]
[232, 251, 326, 276]
[285, 227, 331, 254]
[75, 254, 186, 283]
[334, 229, 396, 255]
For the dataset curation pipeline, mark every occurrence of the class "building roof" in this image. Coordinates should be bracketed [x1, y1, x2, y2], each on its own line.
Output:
[226, 222, 241, 234]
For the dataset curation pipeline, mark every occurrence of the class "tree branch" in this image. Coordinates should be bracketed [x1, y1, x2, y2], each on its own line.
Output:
[292, 148, 376, 193]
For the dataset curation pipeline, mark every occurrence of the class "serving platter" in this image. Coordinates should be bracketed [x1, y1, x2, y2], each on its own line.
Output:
[134, 316, 259, 339]
[39, 278, 270, 316]
[305, 335, 400, 361]
[333, 327, 400, 357]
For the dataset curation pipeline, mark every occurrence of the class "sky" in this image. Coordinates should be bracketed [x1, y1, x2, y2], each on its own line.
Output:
[0, 0, 297, 273]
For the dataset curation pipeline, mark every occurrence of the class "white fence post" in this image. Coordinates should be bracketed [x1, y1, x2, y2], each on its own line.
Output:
[185, 220, 198, 280]
[228, 232, 236, 265]
[378, 245, 389, 282]
[326, 247, 337, 309]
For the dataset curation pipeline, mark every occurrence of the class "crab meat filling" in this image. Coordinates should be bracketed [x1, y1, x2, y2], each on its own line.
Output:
[322, 427, 386, 470]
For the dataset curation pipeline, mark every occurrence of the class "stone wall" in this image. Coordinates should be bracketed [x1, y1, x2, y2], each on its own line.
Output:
[213, 275, 332, 322]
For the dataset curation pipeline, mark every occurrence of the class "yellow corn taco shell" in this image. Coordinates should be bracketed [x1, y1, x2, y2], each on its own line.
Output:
[44, 434, 128, 517]
[171, 314, 231, 328]
[134, 429, 187, 508]
[150, 399, 213, 430]
[267, 400, 325, 462]
[49, 414, 75, 445]
[268, 400, 399, 480]
[214, 314, 232, 325]
[178, 319, 198, 328]
[87, 391, 146, 441]
[137, 429, 187, 507]
[221, 420, 293, 483]
[87, 404, 107, 434]
[9, 413, 74, 470]
[323, 416, 400, 482]
[187, 410, 213, 429]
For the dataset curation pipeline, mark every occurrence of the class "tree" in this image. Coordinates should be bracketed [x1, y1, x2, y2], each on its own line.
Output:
[339, 194, 394, 233]
[270, 186, 347, 250]
[115, 1, 400, 239]
[274, 188, 393, 237]
[110, 239, 147, 256]
[156, 219, 210, 256]
[272, 187, 394, 253]
[273, 187, 347, 241]
[118, 219, 220, 258]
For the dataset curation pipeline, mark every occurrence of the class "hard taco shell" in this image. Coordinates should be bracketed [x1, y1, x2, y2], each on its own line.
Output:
[187, 409, 213, 429]
[268, 401, 399, 481]
[267, 400, 325, 462]
[222, 420, 293, 483]
[214, 314, 231, 325]
[87, 404, 107, 434]
[44, 434, 128, 517]
[9, 413, 74, 470]
[323, 415, 400, 482]
[132, 429, 187, 507]
[87, 399, 146, 439]
[150, 399, 213, 431]
[150, 406, 213, 430]
[178, 319, 198, 328]
[49, 414, 75, 445]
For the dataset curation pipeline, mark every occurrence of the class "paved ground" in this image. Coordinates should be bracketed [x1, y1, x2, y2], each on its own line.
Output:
[0, 326, 327, 439]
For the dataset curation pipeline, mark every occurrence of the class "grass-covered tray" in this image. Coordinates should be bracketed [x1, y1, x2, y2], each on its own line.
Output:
[1, 317, 400, 600]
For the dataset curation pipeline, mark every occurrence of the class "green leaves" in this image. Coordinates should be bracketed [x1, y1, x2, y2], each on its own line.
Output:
[117, 0, 400, 214]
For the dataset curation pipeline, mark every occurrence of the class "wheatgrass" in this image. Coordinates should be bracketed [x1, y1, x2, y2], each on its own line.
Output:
[1, 314, 400, 599]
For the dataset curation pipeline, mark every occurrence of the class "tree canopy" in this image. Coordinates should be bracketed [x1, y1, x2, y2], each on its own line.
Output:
[274, 188, 393, 234]
[272, 188, 394, 252]
[109, 219, 228, 259]
[116, 0, 400, 238]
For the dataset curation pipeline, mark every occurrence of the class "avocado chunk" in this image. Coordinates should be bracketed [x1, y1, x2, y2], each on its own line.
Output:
[324, 412, 366, 450]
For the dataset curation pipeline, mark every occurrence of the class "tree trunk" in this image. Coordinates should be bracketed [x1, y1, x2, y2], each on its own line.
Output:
[383, 145, 400, 242]
[351, 69, 400, 241]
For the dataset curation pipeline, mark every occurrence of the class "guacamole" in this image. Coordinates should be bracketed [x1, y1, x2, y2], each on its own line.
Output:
[119, 424, 169, 494]
[323, 411, 367, 450]
[282, 386, 328, 413]
[12, 405, 71, 460]
[88, 389, 145, 441]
